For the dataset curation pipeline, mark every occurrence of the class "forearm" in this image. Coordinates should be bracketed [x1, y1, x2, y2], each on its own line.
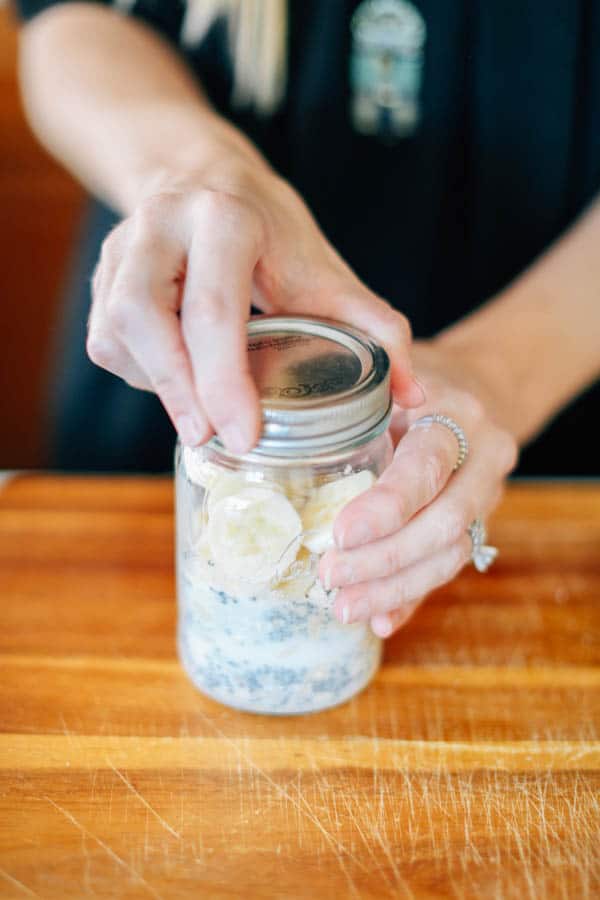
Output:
[434, 198, 600, 445]
[19, 3, 268, 214]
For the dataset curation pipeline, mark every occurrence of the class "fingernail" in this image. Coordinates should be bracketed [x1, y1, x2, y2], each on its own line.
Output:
[371, 614, 393, 637]
[338, 521, 373, 550]
[220, 421, 250, 455]
[176, 414, 204, 447]
[324, 569, 332, 592]
[341, 605, 350, 625]
[348, 598, 371, 622]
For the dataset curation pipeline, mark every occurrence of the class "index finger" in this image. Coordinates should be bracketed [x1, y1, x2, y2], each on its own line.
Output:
[104, 235, 212, 447]
[181, 195, 264, 455]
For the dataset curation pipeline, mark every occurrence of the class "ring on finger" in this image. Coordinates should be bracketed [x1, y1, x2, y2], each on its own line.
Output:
[467, 517, 499, 572]
[409, 413, 469, 471]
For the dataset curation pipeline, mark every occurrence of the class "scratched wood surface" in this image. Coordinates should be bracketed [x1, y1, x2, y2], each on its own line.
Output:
[0, 476, 598, 900]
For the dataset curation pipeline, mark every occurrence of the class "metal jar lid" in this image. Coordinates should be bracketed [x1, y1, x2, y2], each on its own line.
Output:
[212, 316, 391, 458]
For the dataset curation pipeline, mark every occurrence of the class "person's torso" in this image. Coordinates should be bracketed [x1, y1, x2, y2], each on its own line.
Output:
[35, 0, 600, 474]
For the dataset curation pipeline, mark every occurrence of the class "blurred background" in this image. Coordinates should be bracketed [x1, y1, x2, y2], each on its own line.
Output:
[1, 1, 597, 476]
[0, 2, 83, 468]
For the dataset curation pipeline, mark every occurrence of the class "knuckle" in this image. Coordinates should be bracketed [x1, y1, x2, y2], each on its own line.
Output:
[378, 302, 412, 344]
[394, 313, 412, 344]
[194, 189, 256, 232]
[382, 541, 401, 577]
[400, 314, 413, 343]
[135, 192, 180, 235]
[105, 296, 138, 339]
[99, 226, 123, 263]
[423, 448, 448, 496]
[124, 374, 147, 391]
[189, 189, 264, 257]
[379, 483, 407, 526]
[86, 332, 118, 369]
[458, 391, 485, 422]
[442, 502, 469, 545]
[150, 349, 190, 399]
[152, 381, 189, 418]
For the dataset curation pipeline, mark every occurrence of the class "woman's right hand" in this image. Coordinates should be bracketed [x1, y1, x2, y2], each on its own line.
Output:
[87, 155, 424, 453]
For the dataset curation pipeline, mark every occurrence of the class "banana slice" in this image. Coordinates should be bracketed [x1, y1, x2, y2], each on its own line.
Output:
[206, 470, 249, 513]
[273, 546, 318, 599]
[208, 486, 302, 585]
[182, 448, 221, 489]
[301, 469, 376, 554]
[205, 469, 284, 516]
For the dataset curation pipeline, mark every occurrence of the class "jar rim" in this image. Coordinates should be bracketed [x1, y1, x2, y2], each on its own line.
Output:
[231, 315, 391, 457]
[203, 400, 393, 466]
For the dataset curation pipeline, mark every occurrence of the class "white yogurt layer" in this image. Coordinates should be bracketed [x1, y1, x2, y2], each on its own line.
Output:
[176, 459, 381, 714]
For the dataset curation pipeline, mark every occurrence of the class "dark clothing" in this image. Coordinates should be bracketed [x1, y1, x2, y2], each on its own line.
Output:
[18, 0, 600, 473]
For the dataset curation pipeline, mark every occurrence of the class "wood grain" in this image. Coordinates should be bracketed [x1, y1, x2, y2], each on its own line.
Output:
[0, 476, 599, 899]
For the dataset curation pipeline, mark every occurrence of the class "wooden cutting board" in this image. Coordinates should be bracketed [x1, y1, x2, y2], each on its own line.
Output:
[0, 475, 598, 899]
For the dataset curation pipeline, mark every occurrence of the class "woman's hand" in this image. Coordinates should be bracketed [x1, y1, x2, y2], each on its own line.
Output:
[319, 340, 519, 638]
[86, 156, 423, 454]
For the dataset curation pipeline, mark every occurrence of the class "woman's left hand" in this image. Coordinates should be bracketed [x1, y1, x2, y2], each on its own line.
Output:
[319, 340, 519, 638]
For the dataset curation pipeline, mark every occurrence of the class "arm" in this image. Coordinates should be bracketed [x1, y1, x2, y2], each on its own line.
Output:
[19, 2, 265, 214]
[432, 198, 600, 445]
[19, 3, 422, 452]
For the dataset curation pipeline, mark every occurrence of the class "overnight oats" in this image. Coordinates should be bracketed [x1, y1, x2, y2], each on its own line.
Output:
[175, 316, 393, 714]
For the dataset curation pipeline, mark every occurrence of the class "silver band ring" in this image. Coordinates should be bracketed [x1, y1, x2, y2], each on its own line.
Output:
[409, 413, 469, 471]
[467, 518, 499, 573]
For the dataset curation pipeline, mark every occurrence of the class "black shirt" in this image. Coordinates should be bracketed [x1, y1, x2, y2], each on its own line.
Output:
[17, 0, 600, 473]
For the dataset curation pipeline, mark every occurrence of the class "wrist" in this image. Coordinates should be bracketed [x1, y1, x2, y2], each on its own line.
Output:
[123, 109, 272, 212]
[421, 331, 525, 443]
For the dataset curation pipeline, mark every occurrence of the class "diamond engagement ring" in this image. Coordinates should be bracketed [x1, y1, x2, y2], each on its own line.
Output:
[467, 518, 499, 573]
[409, 413, 469, 471]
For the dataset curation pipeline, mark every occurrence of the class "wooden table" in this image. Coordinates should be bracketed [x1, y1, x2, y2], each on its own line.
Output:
[0, 476, 598, 899]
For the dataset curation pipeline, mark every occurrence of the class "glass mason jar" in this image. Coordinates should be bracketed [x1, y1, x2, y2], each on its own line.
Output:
[175, 316, 393, 715]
